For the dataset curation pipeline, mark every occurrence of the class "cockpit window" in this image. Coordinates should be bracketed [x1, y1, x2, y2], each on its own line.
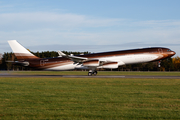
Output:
[167, 49, 172, 52]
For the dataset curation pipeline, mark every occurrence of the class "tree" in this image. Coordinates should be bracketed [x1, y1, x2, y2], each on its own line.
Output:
[160, 58, 174, 71]
[172, 56, 180, 71]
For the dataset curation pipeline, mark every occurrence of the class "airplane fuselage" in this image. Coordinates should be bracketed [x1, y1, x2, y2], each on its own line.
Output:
[22, 47, 175, 70]
[7, 40, 176, 75]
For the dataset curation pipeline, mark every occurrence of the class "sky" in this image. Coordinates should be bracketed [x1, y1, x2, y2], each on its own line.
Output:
[0, 0, 180, 56]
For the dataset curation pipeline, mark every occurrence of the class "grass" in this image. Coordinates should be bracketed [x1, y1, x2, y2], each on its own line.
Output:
[0, 76, 180, 119]
[1, 70, 180, 76]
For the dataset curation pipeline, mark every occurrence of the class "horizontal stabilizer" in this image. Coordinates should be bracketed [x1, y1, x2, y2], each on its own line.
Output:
[6, 61, 29, 66]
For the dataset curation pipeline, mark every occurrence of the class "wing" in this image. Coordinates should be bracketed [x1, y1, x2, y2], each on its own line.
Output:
[57, 51, 125, 69]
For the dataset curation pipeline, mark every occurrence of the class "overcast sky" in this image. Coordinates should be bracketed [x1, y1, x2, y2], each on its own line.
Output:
[0, 0, 180, 56]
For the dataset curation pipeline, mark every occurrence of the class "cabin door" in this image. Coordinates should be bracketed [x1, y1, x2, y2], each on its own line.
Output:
[40, 60, 45, 66]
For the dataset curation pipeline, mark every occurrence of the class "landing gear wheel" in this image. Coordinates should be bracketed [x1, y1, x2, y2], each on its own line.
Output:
[88, 70, 98, 76]
[88, 72, 93, 76]
[93, 71, 97, 76]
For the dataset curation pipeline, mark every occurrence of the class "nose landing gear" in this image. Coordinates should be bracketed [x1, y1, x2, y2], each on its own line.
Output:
[158, 61, 161, 67]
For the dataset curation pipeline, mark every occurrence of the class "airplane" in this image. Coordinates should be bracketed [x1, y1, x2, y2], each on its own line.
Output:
[8, 40, 176, 76]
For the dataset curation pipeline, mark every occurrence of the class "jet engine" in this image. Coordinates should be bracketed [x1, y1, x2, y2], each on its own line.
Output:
[100, 62, 118, 69]
[83, 59, 99, 67]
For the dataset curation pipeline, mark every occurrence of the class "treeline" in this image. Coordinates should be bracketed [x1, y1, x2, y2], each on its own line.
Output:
[0, 51, 180, 71]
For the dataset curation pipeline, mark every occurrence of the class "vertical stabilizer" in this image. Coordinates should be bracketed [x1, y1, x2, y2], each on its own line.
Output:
[8, 40, 39, 60]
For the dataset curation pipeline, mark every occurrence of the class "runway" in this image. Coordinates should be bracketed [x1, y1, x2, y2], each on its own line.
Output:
[1, 73, 180, 79]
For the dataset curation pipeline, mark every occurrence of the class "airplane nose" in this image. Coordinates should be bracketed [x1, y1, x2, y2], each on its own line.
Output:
[169, 51, 176, 57]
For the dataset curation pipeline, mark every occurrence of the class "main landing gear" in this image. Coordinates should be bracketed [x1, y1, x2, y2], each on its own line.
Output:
[88, 70, 98, 76]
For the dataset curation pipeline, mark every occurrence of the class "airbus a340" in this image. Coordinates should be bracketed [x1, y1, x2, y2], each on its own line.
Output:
[8, 40, 176, 75]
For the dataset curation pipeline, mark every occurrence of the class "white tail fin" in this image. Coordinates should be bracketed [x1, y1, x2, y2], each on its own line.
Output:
[8, 40, 39, 60]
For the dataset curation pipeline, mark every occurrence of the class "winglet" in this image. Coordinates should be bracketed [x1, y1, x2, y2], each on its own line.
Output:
[57, 51, 87, 62]
[57, 51, 66, 57]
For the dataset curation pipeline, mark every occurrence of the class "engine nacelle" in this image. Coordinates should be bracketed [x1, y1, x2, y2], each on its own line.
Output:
[100, 62, 119, 69]
[83, 60, 125, 69]
[83, 59, 99, 67]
